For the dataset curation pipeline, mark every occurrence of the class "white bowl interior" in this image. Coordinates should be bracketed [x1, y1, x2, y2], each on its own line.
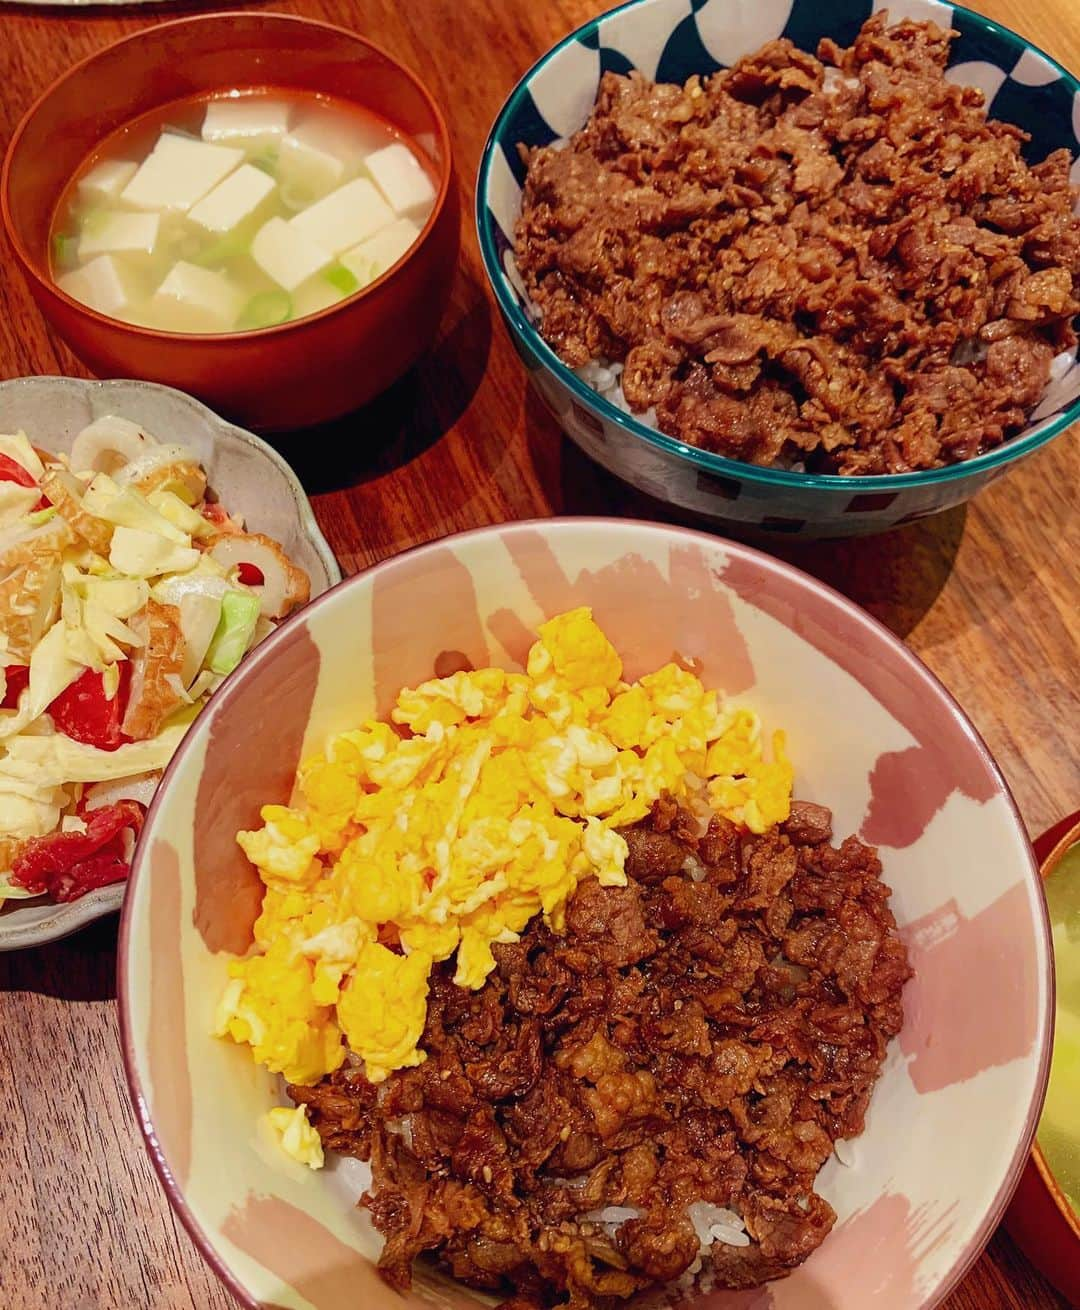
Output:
[121, 521, 1050, 1310]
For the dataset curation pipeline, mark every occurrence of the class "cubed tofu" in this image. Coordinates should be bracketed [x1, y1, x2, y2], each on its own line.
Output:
[340, 217, 421, 286]
[291, 275, 347, 320]
[287, 178, 393, 255]
[201, 98, 290, 145]
[149, 260, 244, 332]
[363, 143, 436, 218]
[77, 159, 137, 202]
[251, 217, 332, 291]
[78, 211, 160, 259]
[57, 254, 141, 317]
[277, 136, 344, 207]
[121, 133, 243, 214]
[277, 113, 382, 206]
[188, 164, 277, 234]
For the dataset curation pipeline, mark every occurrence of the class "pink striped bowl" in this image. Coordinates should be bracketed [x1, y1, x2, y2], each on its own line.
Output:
[118, 519, 1052, 1310]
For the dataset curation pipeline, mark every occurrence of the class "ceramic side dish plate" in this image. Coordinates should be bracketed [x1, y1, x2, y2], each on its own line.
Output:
[0, 375, 340, 952]
[120, 519, 1051, 1310]
[477, 0, 1080, 536]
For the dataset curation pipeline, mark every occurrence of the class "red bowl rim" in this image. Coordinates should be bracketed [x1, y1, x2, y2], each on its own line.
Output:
[0, 9, 455, 345]
[1029, 810, 1080, 1241]
[115, 517, 1055, 1310]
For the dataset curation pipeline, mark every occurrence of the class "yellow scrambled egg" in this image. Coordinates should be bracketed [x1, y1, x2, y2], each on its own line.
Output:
[265, 1104, 324, 1169]
[216, 608, 792, 1101]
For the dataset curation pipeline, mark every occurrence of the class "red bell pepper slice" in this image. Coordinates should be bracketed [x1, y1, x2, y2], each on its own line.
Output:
[49, 663, 131, 752]
[11, 800, 144, 900]
[0, 452, 49, 510]
[1, 664, 30, 710]
[0, 452, 37, 488]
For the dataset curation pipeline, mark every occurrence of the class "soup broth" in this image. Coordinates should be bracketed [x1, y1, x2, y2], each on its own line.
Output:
[1038, 840, 1080, 1218]
[50, 89, 437, 333]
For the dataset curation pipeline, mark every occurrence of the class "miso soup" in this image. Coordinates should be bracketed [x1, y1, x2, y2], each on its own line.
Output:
[1038, 840, 1080, 1218]
[49, 89, 438, 333]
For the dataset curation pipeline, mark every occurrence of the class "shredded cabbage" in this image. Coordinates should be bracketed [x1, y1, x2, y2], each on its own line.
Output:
[206, 590, 261, 675]
[0, 723, 189, 786]
[0, 482, 40, 526]
[0, 778, 69, 843]
[0, 431, 45, 480]
[81, 475, 188, 544]
[147, 489, 215, 538]
[0, 874, 39, 902]
[151, 554, 229, 606]
[0, 417, 305, 901]
[109, 526, 200, 578]
[0, 624, 82, 740]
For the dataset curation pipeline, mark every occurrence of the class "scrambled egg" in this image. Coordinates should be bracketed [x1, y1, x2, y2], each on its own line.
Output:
[265, 1104, 324, 1169]
[218, 609, 792, 1109]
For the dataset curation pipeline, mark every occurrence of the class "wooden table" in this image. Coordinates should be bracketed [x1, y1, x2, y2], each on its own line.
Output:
[0, 0, 1077, 1306]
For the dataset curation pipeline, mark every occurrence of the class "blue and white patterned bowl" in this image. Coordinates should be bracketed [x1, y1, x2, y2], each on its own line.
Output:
[477, 0, 1080, 537]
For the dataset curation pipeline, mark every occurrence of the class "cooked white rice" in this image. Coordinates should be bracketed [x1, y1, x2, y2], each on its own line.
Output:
[578, 1200, 750, 1250]
[522, 269, 1080, 460]
[574, 357, 659, 427]
[572, 344, 1079, 445]
[687, 1200, 750, 1249]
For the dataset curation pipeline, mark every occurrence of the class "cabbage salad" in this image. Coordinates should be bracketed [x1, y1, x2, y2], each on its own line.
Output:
[0, 416, 309, 904]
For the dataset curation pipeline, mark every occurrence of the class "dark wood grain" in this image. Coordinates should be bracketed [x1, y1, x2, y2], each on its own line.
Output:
[0, 1, 1077, 1307]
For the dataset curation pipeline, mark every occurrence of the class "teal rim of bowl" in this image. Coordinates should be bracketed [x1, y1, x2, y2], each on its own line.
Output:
[475, 0, 1080, 494]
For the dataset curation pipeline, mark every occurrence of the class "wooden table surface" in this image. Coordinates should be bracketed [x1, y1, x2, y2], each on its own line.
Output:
[0, 0, 1078, 1307]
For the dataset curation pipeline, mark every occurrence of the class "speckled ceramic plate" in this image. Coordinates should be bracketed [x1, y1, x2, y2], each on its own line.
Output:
[120, 519, 1051, 1310]
[0, 376, 340, 952]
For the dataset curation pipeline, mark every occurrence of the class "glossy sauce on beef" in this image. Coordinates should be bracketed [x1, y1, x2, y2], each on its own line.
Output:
[515, 16, 1080, 474]
[290, 797, 911, 1308]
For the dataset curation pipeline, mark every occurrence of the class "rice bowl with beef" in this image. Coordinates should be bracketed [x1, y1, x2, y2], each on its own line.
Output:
[513, 14, 1080, 476]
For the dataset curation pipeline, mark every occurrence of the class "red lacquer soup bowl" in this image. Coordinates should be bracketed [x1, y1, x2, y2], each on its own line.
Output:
[1006, 810, 1080, 1306]
[1, 12, 458, 431]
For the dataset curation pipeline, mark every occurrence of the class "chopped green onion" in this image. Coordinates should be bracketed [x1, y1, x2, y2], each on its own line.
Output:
[25, 505, 57, 526]
[81, 207, 109, 237]
[192, 230, 251, 268]
[205, 590, 261, 675]
[251, 149, 279, 177]
[236, 289, 292, 331]
[279, 182, 315, 212]
[52, 233, 79, 270]
[322, 263, 359, 296]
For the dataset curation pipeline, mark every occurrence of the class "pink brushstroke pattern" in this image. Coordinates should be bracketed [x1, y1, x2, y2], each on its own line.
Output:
[900, 884, 1038, 1091]
[716, 552, 997, 848]
[492, 531, 755, 693]
[373, 546, 489, 717]
[782, 1194, 957, 1309]
[147, 838, 192, 1188]
[691, 1283, 775, 1309]
[223, 1193, 477, 1310]
[193, 620, 320, 955]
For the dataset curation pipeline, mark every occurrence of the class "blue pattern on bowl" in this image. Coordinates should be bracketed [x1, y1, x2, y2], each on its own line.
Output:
[477, 0, 1080, 536]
